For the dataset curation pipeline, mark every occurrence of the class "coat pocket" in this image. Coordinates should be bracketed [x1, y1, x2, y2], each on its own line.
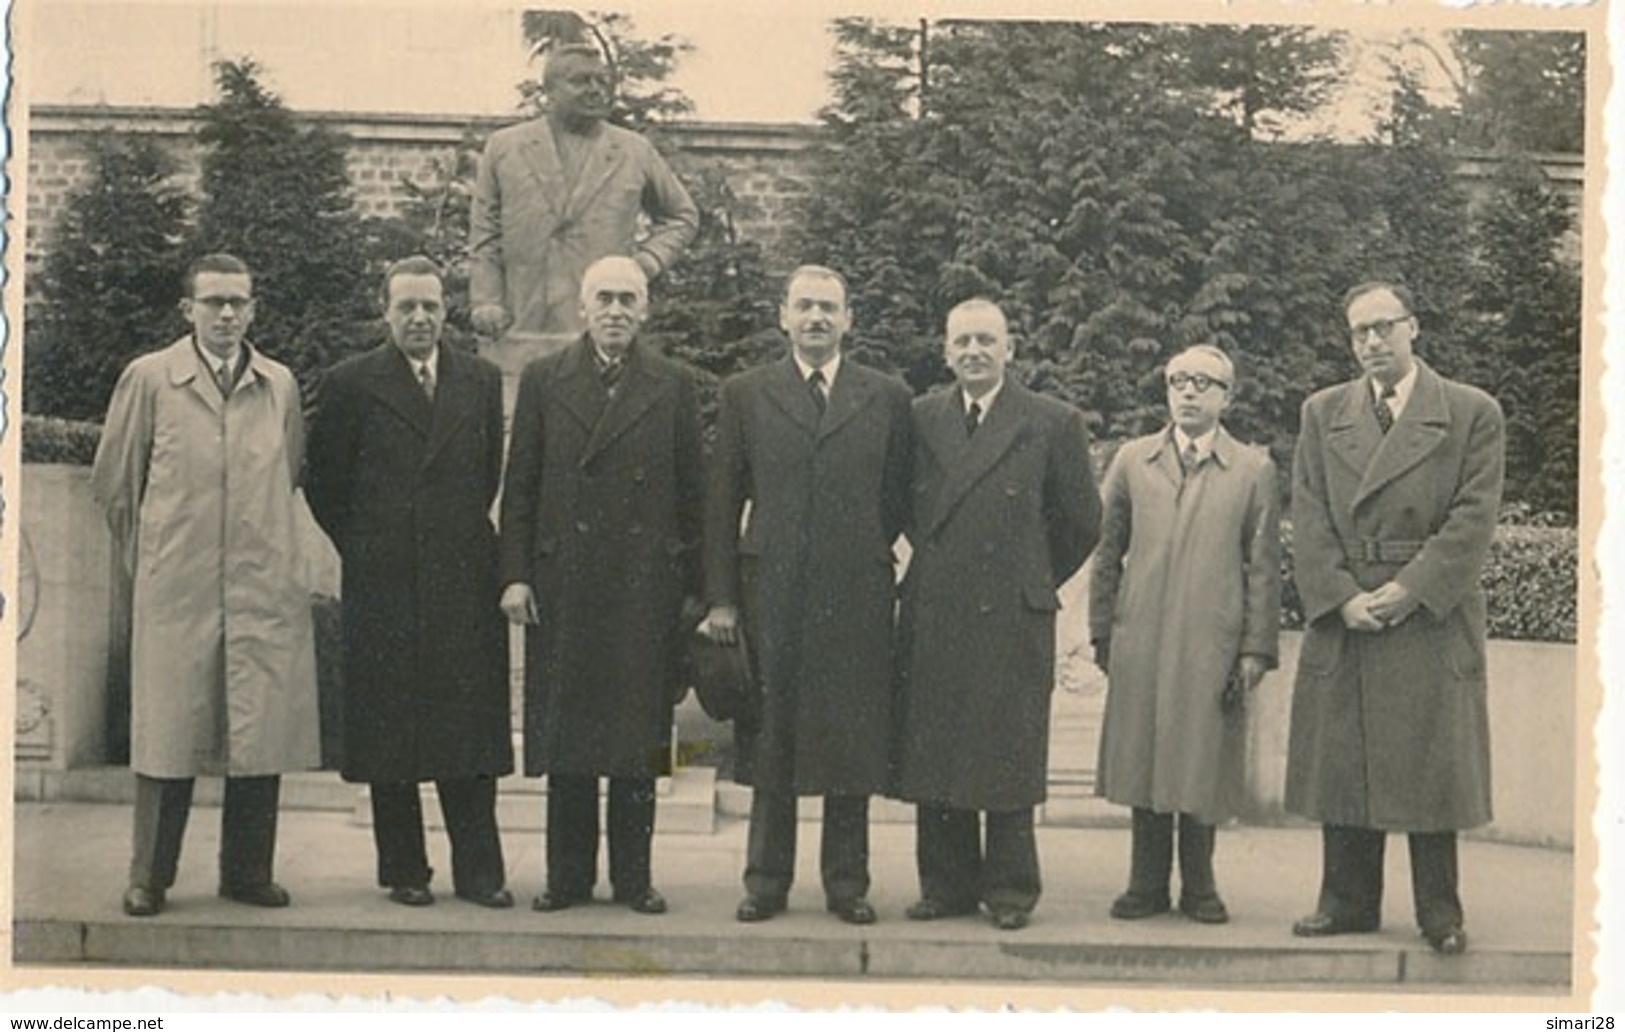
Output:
[1298, 618, 1345, 676]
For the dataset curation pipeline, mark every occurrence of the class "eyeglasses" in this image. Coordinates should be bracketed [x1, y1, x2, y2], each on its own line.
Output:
[1167, 371, 1229, 393]
[193, 295, 254, 312]
[1349, 315, 1411, 343]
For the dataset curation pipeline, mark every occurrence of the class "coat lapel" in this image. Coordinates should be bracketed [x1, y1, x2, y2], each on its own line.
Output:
[817, 363, 873, 442]
[581, 344, 665, 466]
[554, 338, 608, 434]
[517, 122, 566, 220]
[165, 337, 222, 415]
[921, 383, 1030, 540]
[763, 357, 822, 438]
[361, 345, 433, 439]
[1325, 378, 1384, 485]
[566, 127, 625, 221]
[422, 348, 477, 468]
[1352, 361, 1452, 509]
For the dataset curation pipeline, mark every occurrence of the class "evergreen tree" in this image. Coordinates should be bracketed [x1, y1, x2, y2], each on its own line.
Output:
[192, 59, 377, 400]
[23, 134, 189, 419]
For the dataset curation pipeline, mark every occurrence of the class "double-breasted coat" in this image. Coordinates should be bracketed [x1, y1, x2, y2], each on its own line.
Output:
[705, 356, 913, 795]
[91, 336, 320, 779]
[1285, 359, 1504, 832]
[304, 344, 514, 785]
[469, 119, 698, 342]
[1089, 426, 1281, 824]
[499, 338, 704, 778]
[895, 383, 1101, 811]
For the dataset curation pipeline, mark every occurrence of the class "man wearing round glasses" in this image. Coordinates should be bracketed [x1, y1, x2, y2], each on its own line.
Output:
[1089, 344, 1280, 926]
[91, 253, 320, 917]
[1284, 281, 1505, 956]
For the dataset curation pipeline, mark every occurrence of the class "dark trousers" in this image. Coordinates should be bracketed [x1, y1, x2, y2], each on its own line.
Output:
[369, 776, 506, 896]
[545, 774, 657, 897]
[1315, 823, 1463, 934]
[744, 790, 869, 906]
[915, 804, 1041, 914]
[128, 773, 280, 891]
[1124, 808, 1219, 903]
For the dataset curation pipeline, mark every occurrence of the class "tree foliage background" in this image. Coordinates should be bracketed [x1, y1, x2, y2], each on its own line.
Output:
[793, 19, 1583, 518]
[23, 19, 1582, 518]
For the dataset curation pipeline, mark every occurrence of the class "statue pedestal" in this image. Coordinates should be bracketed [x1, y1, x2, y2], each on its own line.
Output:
[477, 333, 578, 429]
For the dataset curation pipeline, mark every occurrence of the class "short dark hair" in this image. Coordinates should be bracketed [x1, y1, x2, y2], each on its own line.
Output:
[184, 253, 251, 298]
[783, 264, 850, 306]
[380, 255, 444, 304]
[1343, 280, 1416, 316]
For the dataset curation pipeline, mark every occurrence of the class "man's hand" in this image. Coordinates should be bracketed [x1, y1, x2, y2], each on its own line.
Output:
[698, 604, 740, 646]
[1339, 593, 1386, 632]
[1367, 581, 1418, 628]
[500, 583, 538, 625]
[1092, 637, 1110, 675]
[471, 304, 512, 338]
[1220, 655, 1267, 714]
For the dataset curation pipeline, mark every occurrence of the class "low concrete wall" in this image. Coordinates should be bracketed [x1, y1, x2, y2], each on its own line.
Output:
[16, 465, 113, 769]
[1242, 632, 1576, 849]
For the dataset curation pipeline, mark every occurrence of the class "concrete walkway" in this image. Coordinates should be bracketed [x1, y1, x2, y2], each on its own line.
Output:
[11, 796, 1577, 996]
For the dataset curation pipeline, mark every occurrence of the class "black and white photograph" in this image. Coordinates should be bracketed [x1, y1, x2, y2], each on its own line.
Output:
[0, 0, 1610, 1014]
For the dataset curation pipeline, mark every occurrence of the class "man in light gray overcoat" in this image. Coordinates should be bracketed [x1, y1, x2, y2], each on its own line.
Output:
[92, 253, 319, 918]
[1286, 281, 1504, 956]
[1090, 344, 1279, 926]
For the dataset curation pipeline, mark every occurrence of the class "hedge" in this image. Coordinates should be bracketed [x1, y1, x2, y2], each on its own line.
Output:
[1279, 520, 1577, 643]
[21, 414, 103, 465]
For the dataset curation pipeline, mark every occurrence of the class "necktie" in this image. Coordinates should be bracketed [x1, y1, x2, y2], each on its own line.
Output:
[965, 401, 982, 438]
[600, 358, 623, 393]
[808, 369, 828, 416]
[1374, 384, 1396, 433]
[418, 362, 435, 402]
[215, 362, 234, 398]
[1181, 441, 1202, 478]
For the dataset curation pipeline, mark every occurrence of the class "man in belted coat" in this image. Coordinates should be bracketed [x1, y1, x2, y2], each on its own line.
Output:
[306, 256, 515, 910]
[499, 256, 704, 915]
[1090, 344, 1280, 926]
[92, 253, 320, 918]
[894, 298, 1100, 931]
[469, 43, 698, 351]
[1285, 281, 1504, 956]
[701, 265, 913, 925]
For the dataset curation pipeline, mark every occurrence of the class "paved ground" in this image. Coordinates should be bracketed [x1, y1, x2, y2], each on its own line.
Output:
[9, 797, 1580, 1004]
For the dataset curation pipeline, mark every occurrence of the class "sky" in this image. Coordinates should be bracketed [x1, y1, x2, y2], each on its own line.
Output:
[15, 0, 1512, 131]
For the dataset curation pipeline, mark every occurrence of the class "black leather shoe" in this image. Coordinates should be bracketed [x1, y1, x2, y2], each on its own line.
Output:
[1292, 911, 1379, 937]
[905, 898, 977, 921]
[388, 885, 435, 907]
[456, 887, 515, 909]
[219, 882, 291, 908]
[1425, 927, 1469, 955]
[122, 885, 164, 918]
[1110, 891, 1172, 920]
[736, 896, 785, 922]
[827, 897, 878, 925]
[989, 907, 1030, 931]
[613, 887, 668, 914]
[1178, 893, 1230, 925]
[531, 888, 589, 912]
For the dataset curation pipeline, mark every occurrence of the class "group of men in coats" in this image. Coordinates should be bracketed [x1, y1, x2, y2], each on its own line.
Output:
[92, 246, 1501, 955]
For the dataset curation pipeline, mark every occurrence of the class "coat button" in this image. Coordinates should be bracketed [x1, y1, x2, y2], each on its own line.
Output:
[978, 602, 994, 615]
[575, 520, 590, 534]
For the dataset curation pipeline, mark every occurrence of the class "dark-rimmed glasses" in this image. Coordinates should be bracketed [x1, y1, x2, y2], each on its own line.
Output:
[1167, 371, 1229, 393]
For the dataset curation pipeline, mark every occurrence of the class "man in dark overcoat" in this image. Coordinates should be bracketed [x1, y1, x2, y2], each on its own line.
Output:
[894, 298, 1100, 931]
[701, 265, 913, 925]
[499, 256, 704, 915]
[306, 256, 515, 909]
[1286, 280, 1504, 956]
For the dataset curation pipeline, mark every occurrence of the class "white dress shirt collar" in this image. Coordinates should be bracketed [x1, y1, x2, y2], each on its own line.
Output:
[794, 351, 842, 387]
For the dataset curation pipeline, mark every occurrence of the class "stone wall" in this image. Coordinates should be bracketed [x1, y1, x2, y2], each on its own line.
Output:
[22, 104, 1584, 297]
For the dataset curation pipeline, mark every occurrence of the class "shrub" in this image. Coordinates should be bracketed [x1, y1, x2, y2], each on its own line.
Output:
[20, 414, 103, 466]
[1279, 519, 1576, 643]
